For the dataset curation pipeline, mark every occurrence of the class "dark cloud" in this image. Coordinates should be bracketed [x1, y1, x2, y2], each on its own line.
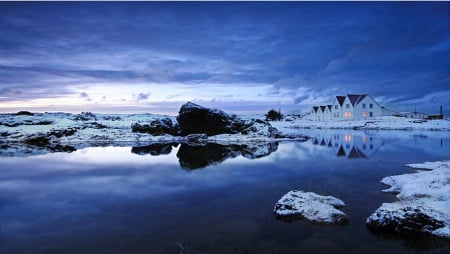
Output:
[0, 2, 448, 114]
[136, 93, 151, 102]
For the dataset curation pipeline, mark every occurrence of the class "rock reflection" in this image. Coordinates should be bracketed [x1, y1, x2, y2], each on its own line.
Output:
[131, 143, 178, 156]
[131, 142, 279, 170]
[177, 142, 279, 170]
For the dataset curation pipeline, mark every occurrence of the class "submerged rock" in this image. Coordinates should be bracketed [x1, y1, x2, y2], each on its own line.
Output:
[274, 190, 348, 225]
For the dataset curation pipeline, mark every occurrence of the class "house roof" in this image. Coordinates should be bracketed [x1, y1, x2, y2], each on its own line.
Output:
[327, 105, 332, 110]
[336, 96, 346, 106]
[320, 106, 326, 112]
[348, 147, 368, 159]
[313, 106, 319, 112]
[347, 94, 368, 106]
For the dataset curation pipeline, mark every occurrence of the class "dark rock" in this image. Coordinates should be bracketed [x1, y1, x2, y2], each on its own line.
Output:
[177, 102, 244, 136]
[48, 145, 76, 153]
[186, 134, 208, 144]
[74, 112, 97, 121]
[131, 117, 179, 136]
[24, 135, 50, 146]
[176, 142, 278, 170]
[47, 128, 77, 138]
[14, 111, 34, 116]
[87, 122, 107, 129]
[177, 143, 241, 170]
[366, 206, 446, 236]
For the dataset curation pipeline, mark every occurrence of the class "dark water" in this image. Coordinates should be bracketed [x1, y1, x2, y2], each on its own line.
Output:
[0, 130, 449, 254]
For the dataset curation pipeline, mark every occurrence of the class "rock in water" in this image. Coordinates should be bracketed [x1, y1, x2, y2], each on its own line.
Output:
[274, 190, 348, 225]
[366, 161, 450, 239]
[177, 102, 243, 136]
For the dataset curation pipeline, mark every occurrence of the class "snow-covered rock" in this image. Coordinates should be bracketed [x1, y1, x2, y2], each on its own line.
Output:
[274, 190, 348, 225]
[131, 117, 179, 136]
[366, 160, 450, 239]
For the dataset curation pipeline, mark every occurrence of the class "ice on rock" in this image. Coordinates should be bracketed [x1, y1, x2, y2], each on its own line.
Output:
[274, 190, 348, 225]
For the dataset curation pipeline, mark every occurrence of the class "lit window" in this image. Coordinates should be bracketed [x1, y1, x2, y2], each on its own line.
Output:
[344, 112, 352, 118]
[344, 134, 352, 142]
[362, 136, 367, 142]
[362, 112, 367, 117]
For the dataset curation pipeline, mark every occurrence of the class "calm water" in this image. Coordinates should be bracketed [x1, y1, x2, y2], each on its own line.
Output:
[0, 130, 449, 254]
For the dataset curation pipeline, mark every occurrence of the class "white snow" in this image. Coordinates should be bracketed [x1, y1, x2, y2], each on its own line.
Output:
[273, 190, 348, 225]
[367, 160, 450, 239]
[271, 116, 450, 131]
[1, 112, 449, 157]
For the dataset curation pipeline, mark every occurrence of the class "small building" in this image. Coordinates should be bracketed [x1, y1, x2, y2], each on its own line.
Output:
[405, 112, 428, 119]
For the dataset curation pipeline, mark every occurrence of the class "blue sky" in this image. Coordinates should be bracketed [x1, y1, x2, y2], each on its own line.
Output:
[0, 2, 448, 115]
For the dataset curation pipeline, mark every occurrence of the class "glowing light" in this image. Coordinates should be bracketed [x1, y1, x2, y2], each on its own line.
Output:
[344, 134, 352, 142]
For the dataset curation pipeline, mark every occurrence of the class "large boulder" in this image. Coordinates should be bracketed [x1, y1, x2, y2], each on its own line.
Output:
[177, 102, 243, 136]
[274, 190, 348, 225]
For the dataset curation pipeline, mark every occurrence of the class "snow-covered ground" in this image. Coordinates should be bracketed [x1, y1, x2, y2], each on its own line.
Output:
[0, 111, 449, 157]
[272, 115, 450, 133]
[366, 160, 450, 239]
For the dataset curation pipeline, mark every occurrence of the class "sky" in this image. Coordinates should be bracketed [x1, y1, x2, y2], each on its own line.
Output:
[0, 2, 449, 115]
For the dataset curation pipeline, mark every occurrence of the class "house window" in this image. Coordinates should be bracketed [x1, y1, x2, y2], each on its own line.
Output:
[346, 104, 349, 109]
[362, 112, 367, 118]
[335, 105, 338, 109]
[344, 112, 352, 118]
[336, 112, 339, 117]
[369, 112, 373, 117]
[344, 134, 352, 142]
[362, 144, 366, 150]
[369, 104, 373, 109]
[370, 144, 373, 150]
[362, 103, 366, 108]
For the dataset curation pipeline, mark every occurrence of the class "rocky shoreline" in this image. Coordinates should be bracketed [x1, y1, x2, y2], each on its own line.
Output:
[0, 102, 308, 157]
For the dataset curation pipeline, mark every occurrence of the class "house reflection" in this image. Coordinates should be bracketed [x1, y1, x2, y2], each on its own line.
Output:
[311, 131, 382, 159]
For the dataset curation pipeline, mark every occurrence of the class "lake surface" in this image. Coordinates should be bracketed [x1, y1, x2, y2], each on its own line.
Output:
[1, 130, 449, 254]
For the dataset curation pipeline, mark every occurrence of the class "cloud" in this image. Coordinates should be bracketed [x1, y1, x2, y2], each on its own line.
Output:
[0, 2, 447, 115]
[136, 92, 151, 102]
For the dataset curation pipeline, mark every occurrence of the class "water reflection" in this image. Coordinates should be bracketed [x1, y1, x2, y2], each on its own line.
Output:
[132, 142, 279, 170]
[311, 131, 383, 159]
[131, 142, 178, 156]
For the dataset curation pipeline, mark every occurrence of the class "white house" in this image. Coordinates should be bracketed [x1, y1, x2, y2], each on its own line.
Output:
[308, 94, 396, 121]
[404, 112, 428, 119]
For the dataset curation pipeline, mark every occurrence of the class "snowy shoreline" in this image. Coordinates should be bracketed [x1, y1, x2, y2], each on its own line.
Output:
[0, 102, 449, 157]
[366, 160, 450, 239]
